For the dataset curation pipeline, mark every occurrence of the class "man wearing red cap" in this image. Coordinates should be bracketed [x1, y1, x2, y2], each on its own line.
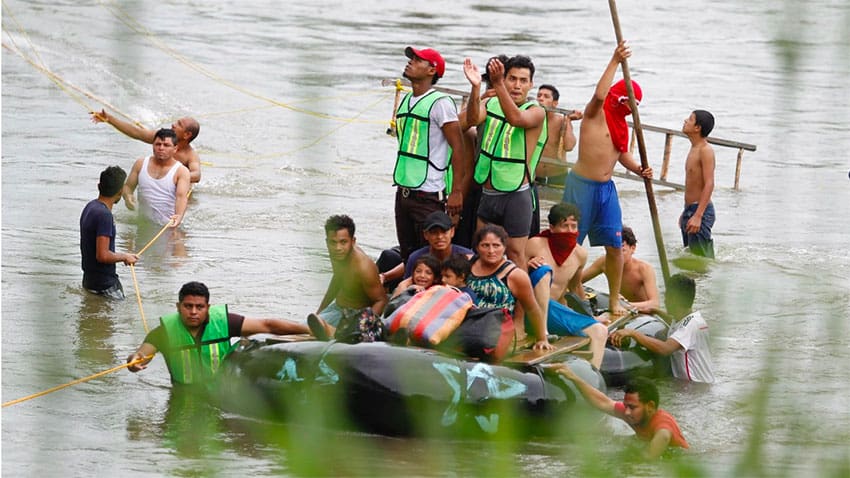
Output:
[561, 41, 652, 316]
[392, 46, 467, 263]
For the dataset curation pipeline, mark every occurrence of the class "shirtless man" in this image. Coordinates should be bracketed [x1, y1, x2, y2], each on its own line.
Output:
[534, 84, 581, 183]
[308, 215, 388, 341]
[680, 110, 716, 258]
[463, 55, 548, 270]
[122, 128, 190, 228]
[561, 41, 652, 315]
[529, 84, 582, 236]
[526, 202, 608, 368]
[93, 109, 202, 183]
[582, 226, 659, 314]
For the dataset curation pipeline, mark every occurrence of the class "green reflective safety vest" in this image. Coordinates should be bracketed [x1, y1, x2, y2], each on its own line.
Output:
[160, 304, 235, 385]
[394, 90, 455, 188]
[473, 98, 548, 192]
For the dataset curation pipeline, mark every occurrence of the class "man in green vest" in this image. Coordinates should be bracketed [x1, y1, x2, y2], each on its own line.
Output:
[462, 54, 547, 271]
[127, 281, 311, 385]
[393, 46, 468, 263]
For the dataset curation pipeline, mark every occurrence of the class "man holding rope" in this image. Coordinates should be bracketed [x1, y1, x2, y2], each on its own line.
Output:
[92, 109, 202, 183]
[561, 41, 652, 316]
[80, 165, 139, 299]
[127, 281, 311, 385]
[122, 128, 191, 228]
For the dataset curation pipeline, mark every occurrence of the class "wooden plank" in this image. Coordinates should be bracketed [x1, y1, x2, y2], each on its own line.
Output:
[503, 312, 635, 367]
[247, 333, 315, 344]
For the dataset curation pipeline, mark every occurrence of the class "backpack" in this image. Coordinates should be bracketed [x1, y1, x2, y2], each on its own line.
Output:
[383, 285, 473, 347]
[440, 306, 516, 363]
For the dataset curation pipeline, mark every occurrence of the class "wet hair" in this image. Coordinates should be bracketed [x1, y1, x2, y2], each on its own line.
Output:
[413, 254, 442, 284]
[624, 376, 660, 406]
[324, 214, 355, 238]
[184, 118, 200, 143]
[482, 54, 509, 87]
[539, 84, 560, 101]
[504, 55, 535, 80]
[693, 110, 715, 137]
[472, 224, 509, 249]
[548, 202, 580, 225]
[154, 128, 178, 145]
[179, 281, 210, 302]
[622, 226, 637, 247]
[442, 254, 471, 281]
[666, 273, 696, 310]
[98, 165, 127, 197]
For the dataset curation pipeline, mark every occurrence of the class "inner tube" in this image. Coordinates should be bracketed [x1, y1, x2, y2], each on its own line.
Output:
[601, 314, 672, 386]
[216, 338, 605, 438]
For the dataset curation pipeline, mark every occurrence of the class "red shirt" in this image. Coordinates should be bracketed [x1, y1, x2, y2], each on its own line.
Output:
[614, 402, 689, 449]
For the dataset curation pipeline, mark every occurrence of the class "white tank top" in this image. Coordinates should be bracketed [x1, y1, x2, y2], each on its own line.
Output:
[137, 156, 181, 225]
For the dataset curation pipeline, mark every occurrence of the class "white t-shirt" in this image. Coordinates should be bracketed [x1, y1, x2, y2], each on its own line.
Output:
[668, 310, 716, 384]
[407, 90, 458, 192]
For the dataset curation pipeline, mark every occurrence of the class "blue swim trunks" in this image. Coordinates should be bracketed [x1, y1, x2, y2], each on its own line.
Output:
[528, 265, 599, 337]
[562, 171, 622, 248]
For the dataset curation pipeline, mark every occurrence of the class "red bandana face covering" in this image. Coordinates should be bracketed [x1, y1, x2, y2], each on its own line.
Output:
[604, 79, 642, 153]
[538, 230, 578, 266]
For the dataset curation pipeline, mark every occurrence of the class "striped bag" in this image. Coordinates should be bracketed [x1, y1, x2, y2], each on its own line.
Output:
[383, 285, 474, 347]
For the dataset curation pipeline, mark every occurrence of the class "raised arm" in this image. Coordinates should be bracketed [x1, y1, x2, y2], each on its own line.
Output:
[463, 58, 486, 126]
[92, 109, 156, 144]
[488, 60, 545, 129]
[585, 41, 631, 120]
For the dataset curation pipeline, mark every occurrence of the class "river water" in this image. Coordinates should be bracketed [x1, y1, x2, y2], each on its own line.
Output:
[2, 0, 849, 476]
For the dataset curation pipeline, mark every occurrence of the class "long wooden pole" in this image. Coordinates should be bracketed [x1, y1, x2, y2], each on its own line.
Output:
[607, 0, 671, 287]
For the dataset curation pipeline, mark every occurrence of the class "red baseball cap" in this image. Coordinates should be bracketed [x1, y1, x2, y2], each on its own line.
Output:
[405, 46, 445, 78]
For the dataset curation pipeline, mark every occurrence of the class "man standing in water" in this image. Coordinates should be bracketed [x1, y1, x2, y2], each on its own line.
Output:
[122, 128, 191, 228]
[610, 273, 715, 384]
[92, 109, 202, 183]
[80, 165, 139, 299]
[463, 54, 548, 270]
[547, 365, 689, 458]
[308, 215, 388, 341]
[392, 46, 467, 263]
[561, 41, 652, 315]
[680, 110, 716, 258]
[127, 281, 311, 384]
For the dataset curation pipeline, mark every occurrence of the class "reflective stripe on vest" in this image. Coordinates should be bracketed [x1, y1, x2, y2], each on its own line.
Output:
[473, 99, 548, 192]
[393, 90, 454, 188]
[160, 304, 234, 385]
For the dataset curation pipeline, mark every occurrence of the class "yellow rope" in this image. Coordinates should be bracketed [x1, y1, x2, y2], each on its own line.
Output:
[100, 0, 385, 125]
[2, 354, 155, 408]
[129, 187, 193, 333]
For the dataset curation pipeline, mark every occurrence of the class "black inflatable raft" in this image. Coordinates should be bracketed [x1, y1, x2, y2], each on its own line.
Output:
[216, 338, 606, 438]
